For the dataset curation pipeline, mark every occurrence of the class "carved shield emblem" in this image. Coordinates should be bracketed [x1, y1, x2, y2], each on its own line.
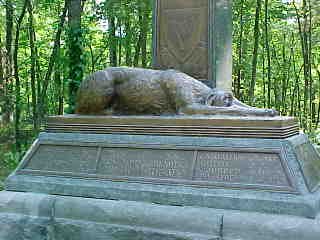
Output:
[163, 8, 203, 63]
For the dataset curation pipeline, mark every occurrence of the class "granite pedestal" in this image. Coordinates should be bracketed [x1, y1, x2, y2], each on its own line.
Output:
[1, 115, 320, 240]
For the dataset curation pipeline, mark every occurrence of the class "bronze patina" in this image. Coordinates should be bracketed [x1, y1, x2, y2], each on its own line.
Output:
[76, 67, 277, 117]
[18, 140, 296, 193]
[46, 115, 299, 139]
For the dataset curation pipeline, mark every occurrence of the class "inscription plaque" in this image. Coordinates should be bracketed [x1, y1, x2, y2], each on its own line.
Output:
[22, 143, 295, 192]
[295, 143, 320, 192]
[98, 148, 193, 179]
[26, 145, 98, 173]
[194, 151, 290, 186]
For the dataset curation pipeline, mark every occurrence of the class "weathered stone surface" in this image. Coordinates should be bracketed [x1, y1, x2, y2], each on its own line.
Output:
[294, 140, 320, 192]
[20, 142, 294, 192]
[223, 210, 320, 240]
[1, 192, 320, 240]
[0, 214, 213, 240]
[27, 145, 98, 173]
[2, 0, 318, 238]
[153, 0, 233, 90]
[0, 192, 222, 240]
[0, 214, 53, 240]
[5, 131, 320, 218]
[2, 119, 320, 238]
[154, 0, 209, 80]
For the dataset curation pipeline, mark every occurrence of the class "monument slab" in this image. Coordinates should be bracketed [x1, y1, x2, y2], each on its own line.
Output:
[46, 115, 299, 139]
[4, 120, 320, 219]
[1, 0, 320, 239]
[153, 0, 232, 89]
[16, 125, 297, 193]
[294, 140, 320, 192]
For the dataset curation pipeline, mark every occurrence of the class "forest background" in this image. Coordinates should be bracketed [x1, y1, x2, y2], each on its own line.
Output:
[0, 0, 319, 188]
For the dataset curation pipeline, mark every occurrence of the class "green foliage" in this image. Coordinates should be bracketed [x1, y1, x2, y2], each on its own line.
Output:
[0, 145, 20, 190]
[0, 124, 28, 190]
[232, 0, 320, 134]
[0, 0, 318, 178]
[66, 27, 85, 113]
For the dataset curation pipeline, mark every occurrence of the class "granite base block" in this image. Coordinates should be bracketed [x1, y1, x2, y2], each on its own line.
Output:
[0, 191, 320, 240]
[0, 192, 221, 240]
[2, 119, 320, 239]
[5, 132, 320, 218]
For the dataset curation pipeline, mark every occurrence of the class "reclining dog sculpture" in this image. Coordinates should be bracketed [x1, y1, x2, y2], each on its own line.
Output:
[76, 67, 278, 117]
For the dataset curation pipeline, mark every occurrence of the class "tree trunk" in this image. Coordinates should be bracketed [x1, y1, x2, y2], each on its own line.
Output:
[0, 35, 4, 123]
[294, 0, 310, 129]
[281, 33, 291, 114]
[109, 16, 117, 67]
[27, 0, 39, 131]
[3, 0, 14, 124]
[270, 44, 279, 110]
[308, 0, 314, 125]
[5, 0, 13, 68]
[0, 35, 3, 87]
[39, 0, 68, 117]
[134, 33, 142, 67]
[316, 67, 320, 127]
[264, 0, 272, 108]
[118, 18, 122, 66]
[249, 0, 262, 104]
[35, 30, 41, 114]
[134, 4, 143, 67]
[54, 36, 64, 116]
[235, 0, 245, 99]
[89, 43, 95, 73]
[13, 0, 28, 151]
[141, 0, 150, 67]
[67, 0, 84, 113]
[124, 3, 132, 67]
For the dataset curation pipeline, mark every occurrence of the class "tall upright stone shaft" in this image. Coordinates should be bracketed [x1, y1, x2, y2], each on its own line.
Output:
[153, 0, 232, 91]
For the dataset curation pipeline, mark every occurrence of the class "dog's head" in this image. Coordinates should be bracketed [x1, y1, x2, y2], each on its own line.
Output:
[206, 89, 233, 107]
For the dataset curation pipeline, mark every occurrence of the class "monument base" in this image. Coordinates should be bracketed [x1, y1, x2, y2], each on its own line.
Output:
[1, 115, 320, 239]
[0, 191, 320, 240]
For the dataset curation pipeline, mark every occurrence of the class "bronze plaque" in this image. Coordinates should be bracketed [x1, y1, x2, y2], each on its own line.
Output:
[26, 145, 98, 173]
[97, 148, 194, 179]
[96, 147, 293, 190]
[22, 144, 295, 192]
[154, 0, 209, 80]
[295, 143, 320, 192]
[194, 151, 290, 187]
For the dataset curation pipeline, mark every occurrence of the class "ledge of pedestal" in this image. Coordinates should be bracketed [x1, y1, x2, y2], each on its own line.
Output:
[46, 114, 299, 139]
[0, 191, 320, 240]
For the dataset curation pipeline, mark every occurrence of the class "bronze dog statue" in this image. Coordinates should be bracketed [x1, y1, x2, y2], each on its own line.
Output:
[76, 67, 278, 117]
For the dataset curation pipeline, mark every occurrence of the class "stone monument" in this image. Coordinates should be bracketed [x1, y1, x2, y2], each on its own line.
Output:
[153, 0, 232, 90]
[1, 1, 320, 240]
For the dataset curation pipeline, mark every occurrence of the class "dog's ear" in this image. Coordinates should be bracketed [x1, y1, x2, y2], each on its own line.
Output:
[205, 92, 216, 106]
[205, 90, 234, 107]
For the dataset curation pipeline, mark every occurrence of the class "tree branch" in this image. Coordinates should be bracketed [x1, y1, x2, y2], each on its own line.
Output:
[39, 0, 69, 113]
